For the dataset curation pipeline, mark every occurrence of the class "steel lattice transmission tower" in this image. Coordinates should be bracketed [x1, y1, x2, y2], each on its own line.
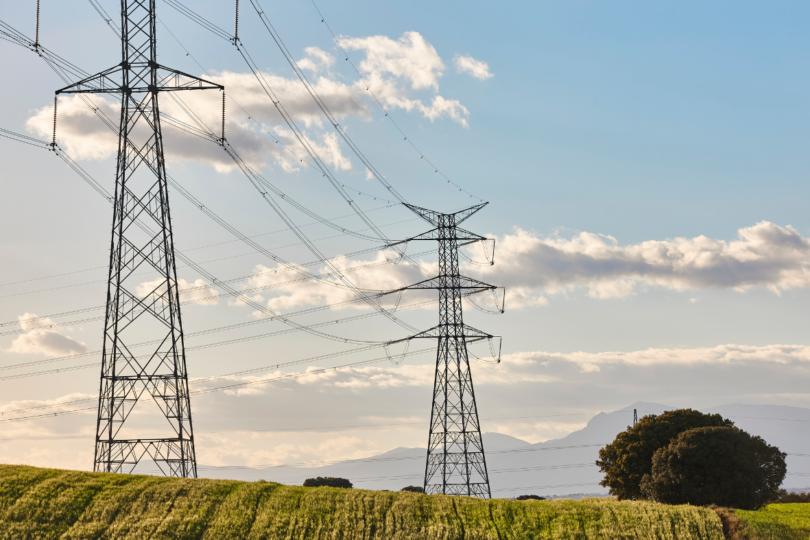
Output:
[56, 0, 222, 477]
[392, 203, 503, 498]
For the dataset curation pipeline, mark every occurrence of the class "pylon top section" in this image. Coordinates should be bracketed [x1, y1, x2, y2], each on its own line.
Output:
[54, 0, 221, 96]
[403, 202, 488, 227]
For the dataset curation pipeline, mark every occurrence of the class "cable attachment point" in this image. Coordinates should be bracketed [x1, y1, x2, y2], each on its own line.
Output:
[35, 0, 41, 50]
[234, 0, 239, 43]
[50, 96, 57, 150]
[221, 90, 226, 143]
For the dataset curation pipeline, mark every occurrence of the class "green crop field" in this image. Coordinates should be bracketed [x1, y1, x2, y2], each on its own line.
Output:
[0, 464, 726, 539]
[732, 503, 810, 540]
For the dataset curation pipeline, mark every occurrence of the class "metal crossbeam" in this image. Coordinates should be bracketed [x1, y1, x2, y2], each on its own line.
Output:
[56, 0, 222, 478]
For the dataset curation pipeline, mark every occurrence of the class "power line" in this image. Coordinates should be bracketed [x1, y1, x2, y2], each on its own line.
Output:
[29, 31, 429, 341]
[307, 0, 483, 202]
[0, 298, 439, 383]
[152, 11, 400, 206]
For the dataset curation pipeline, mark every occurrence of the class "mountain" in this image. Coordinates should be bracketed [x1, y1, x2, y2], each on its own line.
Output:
[199, 402, 810, 497]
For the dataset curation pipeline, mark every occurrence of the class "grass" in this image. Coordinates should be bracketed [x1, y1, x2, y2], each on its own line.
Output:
[731, 504, 810, 540]
[0, 464, 726, 539]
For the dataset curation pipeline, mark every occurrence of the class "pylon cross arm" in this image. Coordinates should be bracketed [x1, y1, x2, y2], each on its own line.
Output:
[396, 226, 486, 244]
[403, 202, 488, 226]
[394, 323, 495, 342]
[395, 275, 497, 292]
[57, 64, 222, 95]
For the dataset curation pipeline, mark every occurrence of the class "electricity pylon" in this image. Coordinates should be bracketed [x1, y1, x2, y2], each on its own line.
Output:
[391, 203, 503, 498]
[56, 0, 222, 477]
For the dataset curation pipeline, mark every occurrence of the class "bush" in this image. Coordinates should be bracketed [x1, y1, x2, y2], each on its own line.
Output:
[400, 485, 424, 493]
[772, 490, 810, 503]
[303, 477, 353, 489]
[597, 409, 734, 500]
[640, 426, 786, 509]
[516, 494, 545, 501]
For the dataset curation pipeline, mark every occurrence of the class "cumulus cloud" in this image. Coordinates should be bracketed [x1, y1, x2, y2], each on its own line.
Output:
[340, 31, 470, 126]
[297, 47, 336, 73]
[467, 222, 810, 302]
[27, 72, 359, 173]
[135, 278, 219, 306]
[28, 32, 473, 172]
[245, 251, 430, 312]
[453, 55, 493, 80]
[341, 31, 445, 91]
[6, 313, 88, 356]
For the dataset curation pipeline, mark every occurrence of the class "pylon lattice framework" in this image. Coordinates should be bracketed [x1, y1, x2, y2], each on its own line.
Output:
[392, 203, 503, 498]
[56, 0, 222, 477]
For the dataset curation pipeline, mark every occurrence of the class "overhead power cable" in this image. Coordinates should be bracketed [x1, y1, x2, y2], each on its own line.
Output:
[153, 11, 399, 207]
[306, 0, 483, 202]
[2, 17, 434, 341]
[0, 124, 403, 346]
[0, 348, 439, 424]
[140, 4, 441, 282]
[247, 0, 408, 204]
[0, 298, 436, 383]
[0, 343, 436, 417]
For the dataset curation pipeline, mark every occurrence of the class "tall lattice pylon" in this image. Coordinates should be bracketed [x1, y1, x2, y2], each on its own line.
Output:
[391, 203, 503, 498]
[56, 0, 222, 477]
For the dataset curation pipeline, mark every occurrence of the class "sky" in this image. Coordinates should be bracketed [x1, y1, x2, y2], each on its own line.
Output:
[1, 0, 809, 481]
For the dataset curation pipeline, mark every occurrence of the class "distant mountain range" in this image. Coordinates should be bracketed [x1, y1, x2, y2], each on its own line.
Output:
[199, 402, 810, 498]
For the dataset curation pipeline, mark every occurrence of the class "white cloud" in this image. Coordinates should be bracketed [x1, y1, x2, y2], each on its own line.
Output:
[245, 252, 430, 312]
[6, 314, 88, 356]
[28, 31, 474, 172]
[453, 55, 493, 80]
[340, 31, 470, 127]
[509, 344, 810, 373]
[467, 222, 810, 302]
[297, 47, 336, 73]
[341, 31, 445, 91]
[135, 278, 219, 306]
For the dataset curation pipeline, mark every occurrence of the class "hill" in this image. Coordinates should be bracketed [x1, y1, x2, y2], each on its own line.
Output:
[0, 464, 725, 539]
[200, 402, 810, 497]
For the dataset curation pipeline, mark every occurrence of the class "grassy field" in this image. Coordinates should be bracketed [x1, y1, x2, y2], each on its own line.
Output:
[732, 504, 810, 540]
[0, 464, 725, 539]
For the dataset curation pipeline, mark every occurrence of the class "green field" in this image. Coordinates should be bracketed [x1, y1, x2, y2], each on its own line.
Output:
[732, 503, 810, 540]
[0, 464, 726, 539]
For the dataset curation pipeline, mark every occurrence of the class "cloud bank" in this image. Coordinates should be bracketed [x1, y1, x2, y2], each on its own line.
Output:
[27, 32, 479, 172]
[468, 221, 810, 304]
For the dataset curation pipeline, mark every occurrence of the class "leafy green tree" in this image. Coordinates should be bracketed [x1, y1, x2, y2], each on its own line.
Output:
[303, 477, 353, 488]
[400, 485, 425, 493]
[596, 409, 734, 500]
[640, 426, 786, 509]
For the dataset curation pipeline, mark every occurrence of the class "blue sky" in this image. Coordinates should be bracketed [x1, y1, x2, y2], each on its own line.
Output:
[1, 0, 809, 474]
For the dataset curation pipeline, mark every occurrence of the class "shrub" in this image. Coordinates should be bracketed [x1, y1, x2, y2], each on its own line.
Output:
[597, 408, 734, 500]
[303, 477, 353, 489]
[772, 490, 810, 503]
[400, 485, 424, 493]
[640, 426, 786, 509]
[516, 494, 545, 501]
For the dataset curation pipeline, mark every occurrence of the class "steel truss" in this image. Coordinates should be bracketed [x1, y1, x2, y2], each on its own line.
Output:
[56, 0, 222, 477]
[392, 203, 503, 498]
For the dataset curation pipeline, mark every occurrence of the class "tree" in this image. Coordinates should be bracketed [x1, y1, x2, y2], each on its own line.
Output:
[303, 477, 353, 489]
[640, 426, 786, 509]
[516, 494, 545, 501]
[400, 486, 425, 493]
[596, 409, 734, 500]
